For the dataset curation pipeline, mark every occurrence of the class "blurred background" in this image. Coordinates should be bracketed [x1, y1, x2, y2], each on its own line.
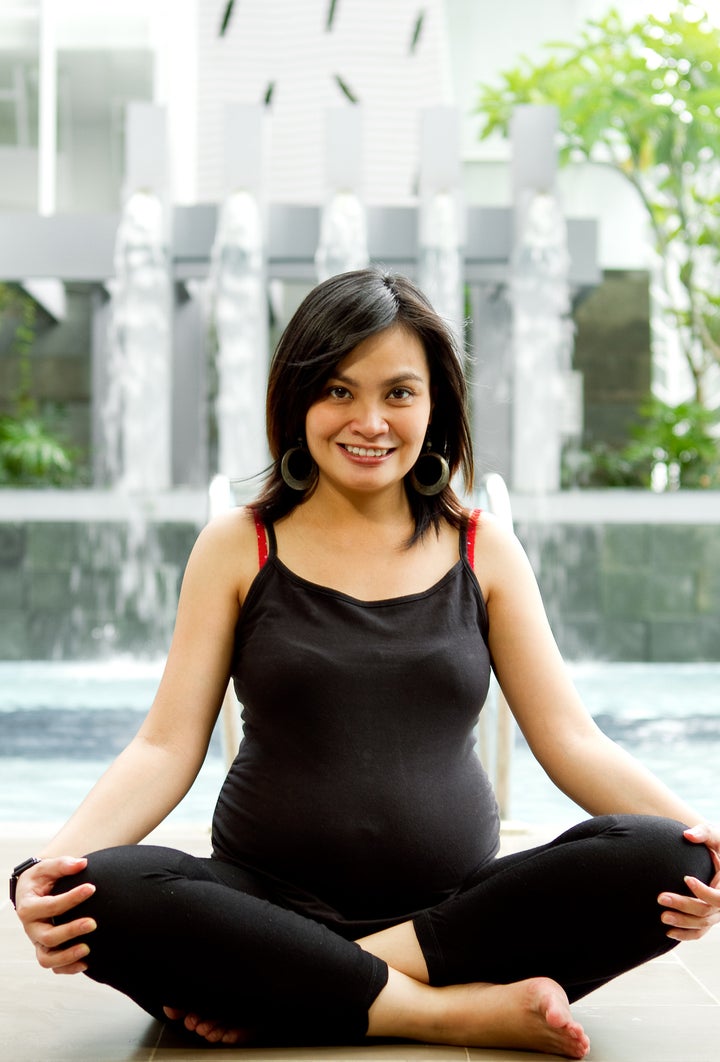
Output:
[1, 0, 719, 825]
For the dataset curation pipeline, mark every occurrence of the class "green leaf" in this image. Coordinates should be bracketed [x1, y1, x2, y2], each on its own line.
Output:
[219, 0, 235, 37]
[333, 74, 358, 104]
[410, 10, 425, 54]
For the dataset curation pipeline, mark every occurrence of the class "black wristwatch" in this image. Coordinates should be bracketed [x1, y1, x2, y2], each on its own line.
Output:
[9, 857, 42, 908]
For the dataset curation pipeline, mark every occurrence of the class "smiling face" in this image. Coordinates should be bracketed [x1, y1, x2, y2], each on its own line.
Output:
[304, 324, 433, 499]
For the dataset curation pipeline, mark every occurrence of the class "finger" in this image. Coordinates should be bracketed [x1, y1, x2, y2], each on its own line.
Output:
[20, 881, 96, 923]
[35, 916, 97, 952]
[35, 940, 90, 971]
[685, 876, 720, 905]
[666, 926, 710, 942]
[163, 1007, 185, 1021]
[684, 823, 718, 845]
[27, 857, 89, 897]
[52, 960, 89, 976]
[661, 908, 717, 931]
[658, 890, 712, 916]
[684, 825, 720, 870]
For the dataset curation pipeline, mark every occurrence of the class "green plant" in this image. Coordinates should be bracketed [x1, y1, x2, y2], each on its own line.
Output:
[564, 396, 720, 489]
[475, 1, 720, 406]
[0, 413, 78, 485]
[623, 395, 720, 488]
[0, 282, 81, 486]
[561, 441, 648, 488]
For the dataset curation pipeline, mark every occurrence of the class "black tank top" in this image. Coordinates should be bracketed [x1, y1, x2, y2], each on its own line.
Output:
[211, 514, 499, 924]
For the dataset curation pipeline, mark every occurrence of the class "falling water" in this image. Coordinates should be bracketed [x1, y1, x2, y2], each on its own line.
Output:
[209, 190, 269, 488]
[510, 191, 579, 493]
[418, 191, 464, 349]
[104, 190, 172, 492]
[315, 191, 369, 281]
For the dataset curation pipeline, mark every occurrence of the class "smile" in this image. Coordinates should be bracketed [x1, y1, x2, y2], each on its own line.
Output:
[341, 444, 393, 458]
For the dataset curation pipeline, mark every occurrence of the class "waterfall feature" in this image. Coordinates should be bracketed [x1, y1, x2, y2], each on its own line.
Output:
[419, 190, 464, 349]
[209, 190, 269, 488]
[510, 191, 579, 493]
[315, 190, 369, 282]
[105, 190, 172, 492]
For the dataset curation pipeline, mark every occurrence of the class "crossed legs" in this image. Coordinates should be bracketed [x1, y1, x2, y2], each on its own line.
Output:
[54, 815, 713, 1057]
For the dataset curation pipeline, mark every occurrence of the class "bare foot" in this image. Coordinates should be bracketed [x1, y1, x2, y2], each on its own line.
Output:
[368, 972, 590, 1059]
[162, 1005, 253, 1045]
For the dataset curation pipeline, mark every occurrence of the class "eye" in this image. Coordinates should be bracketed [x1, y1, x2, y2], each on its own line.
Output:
[388, 386, 413, 401]
[326, 385, 352, 400]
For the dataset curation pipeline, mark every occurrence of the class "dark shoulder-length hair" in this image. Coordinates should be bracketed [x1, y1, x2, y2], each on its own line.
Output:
[253, 268, 474, 543]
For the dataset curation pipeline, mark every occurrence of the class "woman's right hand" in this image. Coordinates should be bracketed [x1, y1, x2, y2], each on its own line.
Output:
[13, 856, 97, 975]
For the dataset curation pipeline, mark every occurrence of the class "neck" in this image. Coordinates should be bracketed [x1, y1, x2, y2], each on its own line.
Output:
[298, 479, 414, 535]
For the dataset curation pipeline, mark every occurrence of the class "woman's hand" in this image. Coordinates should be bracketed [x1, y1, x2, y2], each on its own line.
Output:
[658, 823, 720, 942]
[14, 856, 97, 974]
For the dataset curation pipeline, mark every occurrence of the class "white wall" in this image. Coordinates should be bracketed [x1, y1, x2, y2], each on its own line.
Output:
[194, 0, 451, 206]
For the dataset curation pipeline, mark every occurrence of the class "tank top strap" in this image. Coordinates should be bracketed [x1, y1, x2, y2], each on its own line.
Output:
[252, 510, 276, 570]
[465, 508, 482, 569]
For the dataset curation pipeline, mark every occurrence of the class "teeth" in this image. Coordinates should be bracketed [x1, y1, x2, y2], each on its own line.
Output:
[344, 445, 389, 457]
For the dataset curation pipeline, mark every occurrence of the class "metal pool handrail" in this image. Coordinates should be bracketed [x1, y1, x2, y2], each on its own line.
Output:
[478, 473, 515, 821]
[208, 475, 244, 768]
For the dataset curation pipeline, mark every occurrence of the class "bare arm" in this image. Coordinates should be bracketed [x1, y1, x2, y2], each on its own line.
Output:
[475, 513, 702, 826]
[14, 508, 259, 968]
[38, 512, 248, 857]
[475, 514, 719, 943]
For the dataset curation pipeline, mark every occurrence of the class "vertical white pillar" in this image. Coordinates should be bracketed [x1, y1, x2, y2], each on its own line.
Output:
[315, 106, 368, 281]
[38, 0, 57, 215]
[209, 103, 269, 491]
[105, 103, 173, 492]
[510, 104, 579, 494]
[418, 106, 465, 349]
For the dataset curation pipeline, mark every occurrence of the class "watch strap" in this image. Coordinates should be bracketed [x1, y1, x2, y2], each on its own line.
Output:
[9, 857, 42, 908]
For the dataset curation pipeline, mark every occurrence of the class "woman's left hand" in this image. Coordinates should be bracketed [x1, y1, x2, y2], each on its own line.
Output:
[658, 823, 720, 941]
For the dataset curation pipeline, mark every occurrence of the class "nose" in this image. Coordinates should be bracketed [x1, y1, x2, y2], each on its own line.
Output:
[350, 401, 389, 438]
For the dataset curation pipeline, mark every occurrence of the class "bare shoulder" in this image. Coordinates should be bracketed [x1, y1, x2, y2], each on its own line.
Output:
[186, 506, 261, 604]
[468, 509, 537, 603]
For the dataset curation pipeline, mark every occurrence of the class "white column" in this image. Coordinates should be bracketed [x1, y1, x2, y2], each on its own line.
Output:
[510, 104, 580, 494]
[418, 105, 465, 349]
[38, 0, 57, 215]
[209, 103, 270, 491]
[315, 106, 369, 281]
[105, 103, 173, 492]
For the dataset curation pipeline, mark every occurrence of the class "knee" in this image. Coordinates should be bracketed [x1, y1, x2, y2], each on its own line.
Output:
[52, 846, 135, 926]
[615, 814, 714, 891]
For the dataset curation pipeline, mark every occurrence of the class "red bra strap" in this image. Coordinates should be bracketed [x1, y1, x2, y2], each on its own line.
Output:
[253, 509, 269, 569]
[466, 508, 481, 569]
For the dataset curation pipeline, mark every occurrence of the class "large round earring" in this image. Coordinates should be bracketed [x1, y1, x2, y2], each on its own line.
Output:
[280, 443, 318, 492]
[410, 441, 451, 496]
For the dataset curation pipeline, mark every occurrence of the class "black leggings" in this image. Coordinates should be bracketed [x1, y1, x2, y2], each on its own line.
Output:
[54, 814, 713, 1044]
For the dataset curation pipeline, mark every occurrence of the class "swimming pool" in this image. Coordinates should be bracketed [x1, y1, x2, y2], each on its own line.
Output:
[1, 660, 718, 826]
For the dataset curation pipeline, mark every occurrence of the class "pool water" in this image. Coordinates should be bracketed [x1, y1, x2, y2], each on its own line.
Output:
[1, 661, 718, 826]
[510, 662, 720, 826]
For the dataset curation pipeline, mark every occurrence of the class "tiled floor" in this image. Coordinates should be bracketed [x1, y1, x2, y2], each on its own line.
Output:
[2, 822, 718, 1062]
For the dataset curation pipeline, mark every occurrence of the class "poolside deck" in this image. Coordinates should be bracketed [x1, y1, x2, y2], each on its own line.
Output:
[2, 822, 718, 1062]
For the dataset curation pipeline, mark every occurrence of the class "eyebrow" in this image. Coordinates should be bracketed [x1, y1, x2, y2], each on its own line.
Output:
[330, 371, 427, 388]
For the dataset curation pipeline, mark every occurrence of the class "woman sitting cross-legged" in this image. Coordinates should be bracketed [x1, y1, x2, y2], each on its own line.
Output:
[12, 269, 719, 1058]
